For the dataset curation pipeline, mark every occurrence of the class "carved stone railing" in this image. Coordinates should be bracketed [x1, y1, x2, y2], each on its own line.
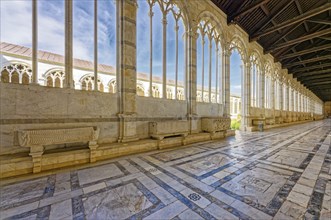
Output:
[18, 127, 99, 173]
[201, 117, 231, 139]
[149, 120, 189, 140]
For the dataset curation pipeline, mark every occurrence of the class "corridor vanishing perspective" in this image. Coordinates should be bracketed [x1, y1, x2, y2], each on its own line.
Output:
[1, 0, 331, 219]
[1, 119, 330, 220]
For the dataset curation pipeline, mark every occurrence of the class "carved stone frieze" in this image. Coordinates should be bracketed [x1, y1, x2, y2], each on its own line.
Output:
[149, 120, 189, 140]
[18, 127, 99, 173]
[201, 117, 231, 133]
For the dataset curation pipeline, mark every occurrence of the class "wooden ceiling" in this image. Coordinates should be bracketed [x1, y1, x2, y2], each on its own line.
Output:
[212, 0, 331, 101]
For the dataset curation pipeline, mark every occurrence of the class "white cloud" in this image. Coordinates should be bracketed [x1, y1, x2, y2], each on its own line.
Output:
[1, 1, 32, 47]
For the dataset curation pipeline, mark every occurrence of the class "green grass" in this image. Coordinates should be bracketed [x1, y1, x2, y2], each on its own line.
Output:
[231, 119, 241, 130]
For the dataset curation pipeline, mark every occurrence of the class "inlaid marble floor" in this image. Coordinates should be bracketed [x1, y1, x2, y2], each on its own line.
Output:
[1, 119, 330, 220]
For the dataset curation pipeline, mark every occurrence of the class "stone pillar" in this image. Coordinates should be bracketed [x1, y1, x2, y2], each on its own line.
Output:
[162, 15, 167, 98]
[279, 82, 283, 111]
[65, 0, 74, 88]
[286, 84, 289, 111]
[291, 88, 294, 112]
[94, 0, 98, 91]
[260, 67, 265, 110]
[32, 0, 38, 85]
[187, 29, 199, 134]
[270, 76, 275, 110]
[223, 49, 231, 117]
[241, 62, 251, 129]
[117, 0, 139, 142]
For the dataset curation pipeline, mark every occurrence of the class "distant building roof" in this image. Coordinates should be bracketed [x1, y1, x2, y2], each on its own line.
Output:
[1, 42, 115, 74]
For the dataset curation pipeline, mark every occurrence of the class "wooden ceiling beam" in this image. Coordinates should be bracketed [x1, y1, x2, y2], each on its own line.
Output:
[302, 77, 331, 84]
[291, 63, 331, 73]
[307, 84, 331, 90]
[298, 72, 331, 81]
[251, 0, 295, 37]
[266, 28, 331, 53]
[295, 68, 331, 78]
[283, 55, 331, 68]
[228, 0, 270, 23]
[307, 19, 331, 25]
[250, 3, 331, 41]
[266, 22, 304, 51]
[280, 43, 331, 60]
[319, 36, 331, 41]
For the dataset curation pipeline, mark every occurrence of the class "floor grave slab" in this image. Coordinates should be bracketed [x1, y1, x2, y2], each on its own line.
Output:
[174, 153, 236, 179]
[264, 149, 312, 169]
[213, 162, 301, 216]
[0, 177, 48, 208]
[82, 180, 162, 219]
[222, 143, 268, 157]
[151, 147, 206, 162]
[77, 162, 125, 186]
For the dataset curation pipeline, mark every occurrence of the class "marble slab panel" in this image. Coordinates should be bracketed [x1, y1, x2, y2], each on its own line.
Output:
[176, 153, 234, 176]
[222, 143, 267, 156]
[221, 167, 292, 206]
[266, 149, 308, 168]
[151, 147, 206, 162]
[78, 163, 124, 186]
[0, 177, 47, 207]
[83, 183, 152, 219]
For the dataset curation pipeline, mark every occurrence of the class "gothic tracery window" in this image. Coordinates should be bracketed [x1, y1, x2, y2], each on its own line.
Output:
[81, 75, 104, 92]
[196, 20, 222, 103]
[108, 79, 116, 93]
[0, 63, 32, 85]
[45, 69, 65, 88]
[250, 53, 261, 108]
[264, 62, 271, 109]
[137, 0, 186, 99]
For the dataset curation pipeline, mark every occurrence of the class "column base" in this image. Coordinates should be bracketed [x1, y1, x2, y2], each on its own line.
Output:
[117, 113, 139, 143]
[187, 114, 199, 134]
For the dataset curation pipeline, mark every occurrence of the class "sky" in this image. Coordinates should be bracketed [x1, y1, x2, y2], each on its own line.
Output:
[0, 0, 116, 65]
[230, 49, 243, 96]
[1, 0, 242, 94]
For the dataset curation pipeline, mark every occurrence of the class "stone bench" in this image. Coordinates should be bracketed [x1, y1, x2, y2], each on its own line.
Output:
[252, 118, 266, 126]
[18, 127, 99, 173]
[265, 117, 275, 125]
[201, 117, 231, 139]
[149, 120, 189, 141]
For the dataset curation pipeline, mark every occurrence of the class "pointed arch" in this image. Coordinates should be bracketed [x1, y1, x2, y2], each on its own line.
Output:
[44, 68, 65, 88]
[108, 79, 117, 94]
[196, 11, 224, 103]
[0, 62, 32, 85]
[228, 35, 247, 62]
[80, 74, 104, 92]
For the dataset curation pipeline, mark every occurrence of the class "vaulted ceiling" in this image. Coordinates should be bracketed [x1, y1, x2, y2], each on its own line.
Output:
[212, 0, 331, 101]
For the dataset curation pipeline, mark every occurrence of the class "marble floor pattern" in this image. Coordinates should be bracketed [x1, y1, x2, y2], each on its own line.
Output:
[1, 119, 331, 220]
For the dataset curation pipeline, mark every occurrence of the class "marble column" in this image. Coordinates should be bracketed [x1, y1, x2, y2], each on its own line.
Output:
[187, 29, 199, 134]
[260, 67, 265, 110]
[223, 49, 231, 117]
[291, 88, 294, 112]
[32, 0, 38, 85]
[286, 84, 289, 111]
[270, 76, 275, 110]
[65, 0, 74, 88]
[162, 15, 167, 99]
[94, 0, 98, 91]
[148, 6, 153, 97]
[117, 0, 139, 142]
[279, 82, 283, 111]
[241, 62, 251, 129]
